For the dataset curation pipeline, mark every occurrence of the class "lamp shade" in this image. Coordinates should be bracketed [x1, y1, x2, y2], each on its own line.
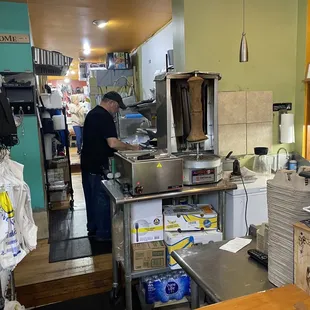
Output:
[239, 33, 248, 62]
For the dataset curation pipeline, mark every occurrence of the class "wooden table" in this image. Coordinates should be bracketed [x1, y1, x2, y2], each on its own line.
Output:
[198, 284, 310, 310]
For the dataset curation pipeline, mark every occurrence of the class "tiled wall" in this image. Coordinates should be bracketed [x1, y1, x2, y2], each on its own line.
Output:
[218, 91, 273, 156]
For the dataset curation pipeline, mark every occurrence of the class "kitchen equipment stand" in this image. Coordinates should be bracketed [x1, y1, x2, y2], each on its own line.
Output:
[103, 179, 236, 310]
[40, 106, 75, 211]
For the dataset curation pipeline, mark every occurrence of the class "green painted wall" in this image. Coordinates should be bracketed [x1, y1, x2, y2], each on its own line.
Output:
[0, 2, 45, 210]
[295, 0, 308, 154]
[177, 0, 307, 154]
[172, 0, 185, 72]
[10, 117, 45, 211]
[0, 2, 33, 72]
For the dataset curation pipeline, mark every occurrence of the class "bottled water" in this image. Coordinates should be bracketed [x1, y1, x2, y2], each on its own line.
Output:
[142, 271, 190, 304]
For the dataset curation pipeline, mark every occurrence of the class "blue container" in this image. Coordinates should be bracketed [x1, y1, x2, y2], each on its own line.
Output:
[288, 160, 297, 171]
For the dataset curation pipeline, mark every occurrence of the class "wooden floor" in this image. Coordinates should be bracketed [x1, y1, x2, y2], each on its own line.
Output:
[14, 172, 113, 308]
[15, 240, 113, 307]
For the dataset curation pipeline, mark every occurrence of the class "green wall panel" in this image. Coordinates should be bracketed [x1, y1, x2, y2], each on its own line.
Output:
[0, 2, 32, 73]
[10, 117, 45, 210]
[0, 2, 45, 210]
[179, 0, 307, 154]
[0, 44, 33, 73]
[0, 2, 30, 33]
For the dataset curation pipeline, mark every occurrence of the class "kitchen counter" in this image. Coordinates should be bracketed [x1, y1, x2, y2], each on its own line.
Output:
[172, 238, 274, 309]
[103, 179, 237, 310]
[102, 179, 237, 205]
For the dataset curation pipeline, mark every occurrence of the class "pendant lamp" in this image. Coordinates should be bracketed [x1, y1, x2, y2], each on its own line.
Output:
[239, 0, 248, 62]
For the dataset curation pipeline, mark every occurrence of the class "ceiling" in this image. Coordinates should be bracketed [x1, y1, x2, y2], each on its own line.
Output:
[4, 0, 172, 79]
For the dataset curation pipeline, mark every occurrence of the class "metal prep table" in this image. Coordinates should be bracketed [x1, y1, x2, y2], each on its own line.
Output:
[171, 239, 275, 309]
[102, 179, 237, 310]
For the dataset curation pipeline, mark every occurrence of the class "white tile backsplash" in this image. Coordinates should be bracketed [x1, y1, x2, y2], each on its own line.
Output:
[246, 122, 273, 154]
[246, 91, 273, 123]
[218, 91, 246, 125]
[218, 90, 273, 155]
[219, 124, 246, 156]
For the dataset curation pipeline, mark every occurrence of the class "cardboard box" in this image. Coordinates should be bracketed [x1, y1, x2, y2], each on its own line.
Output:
[294, 222, 310, 294]
[49, 197, 70, 210]
[47, 166, 69, 183]
[164, 230, 223, 269]
[163, 204, 218, 232]
[49, 189, 68, 202]
[47, 168, 64, 183]
[131, 199, 163, 244]
[132, 241, 166, 271]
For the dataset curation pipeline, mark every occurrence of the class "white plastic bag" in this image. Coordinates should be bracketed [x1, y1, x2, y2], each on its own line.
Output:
[4, 300, 25, 310]
[0, 192, 26, 269]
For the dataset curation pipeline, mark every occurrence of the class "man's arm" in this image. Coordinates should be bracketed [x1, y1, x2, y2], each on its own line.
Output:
[107, 137, 139, 151]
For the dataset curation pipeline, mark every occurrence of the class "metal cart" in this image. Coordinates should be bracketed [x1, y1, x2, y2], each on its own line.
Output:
[103, 179, 237, 310]
[40, 106, 74, 211]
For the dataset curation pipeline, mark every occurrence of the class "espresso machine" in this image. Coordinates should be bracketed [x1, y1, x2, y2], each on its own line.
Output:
[155, 71, 223, 185]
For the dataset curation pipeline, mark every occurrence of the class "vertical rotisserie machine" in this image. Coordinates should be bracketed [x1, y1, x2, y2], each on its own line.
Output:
[155, 71, 223, 185]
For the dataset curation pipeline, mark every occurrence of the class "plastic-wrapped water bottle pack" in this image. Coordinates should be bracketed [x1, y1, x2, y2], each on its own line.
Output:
[141, 271, 191, 304]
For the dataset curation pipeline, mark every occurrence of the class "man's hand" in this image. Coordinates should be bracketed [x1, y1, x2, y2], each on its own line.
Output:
[107, 137, 141, 151]
[130, 144, 141, 151]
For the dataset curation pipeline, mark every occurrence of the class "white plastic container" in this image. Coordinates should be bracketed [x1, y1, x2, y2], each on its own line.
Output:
[44, 134, 55, 160]
[52, 115, 65, 130]
[41, 91, 62, 109]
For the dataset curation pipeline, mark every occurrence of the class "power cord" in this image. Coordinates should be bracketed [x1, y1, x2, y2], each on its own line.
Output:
[240, 172, 249, 236]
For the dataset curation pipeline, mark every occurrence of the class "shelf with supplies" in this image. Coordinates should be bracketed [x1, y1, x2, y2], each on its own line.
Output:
[39, 93, 75, 211]
[107, 180, 236, 310]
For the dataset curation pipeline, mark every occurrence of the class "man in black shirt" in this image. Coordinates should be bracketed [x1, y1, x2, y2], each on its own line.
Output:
[81, 91, 139, 241]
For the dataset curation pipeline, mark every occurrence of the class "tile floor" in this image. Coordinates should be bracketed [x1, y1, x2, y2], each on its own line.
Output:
[71, 172, 85, 210]
[69, 147, 81, 166]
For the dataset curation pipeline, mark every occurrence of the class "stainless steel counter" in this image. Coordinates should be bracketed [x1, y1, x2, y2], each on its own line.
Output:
[102, 179, 237, 205]
[104, 179, 237, 310]
[172, 239, 275, 308]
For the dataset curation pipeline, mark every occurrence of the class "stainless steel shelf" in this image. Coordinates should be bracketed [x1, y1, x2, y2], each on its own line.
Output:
[103, 179, 237, 205]
[132, 267, 171, 279]
[119, 261, 171, 279]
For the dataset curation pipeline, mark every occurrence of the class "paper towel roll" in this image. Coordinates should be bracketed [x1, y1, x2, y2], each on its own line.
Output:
[52, 115, 65, 130]
[280, 113, 295, 144]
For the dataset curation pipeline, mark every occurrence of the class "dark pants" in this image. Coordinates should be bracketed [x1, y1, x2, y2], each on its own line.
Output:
[73, 126, 83, 153]
[82, 171, 111, 239]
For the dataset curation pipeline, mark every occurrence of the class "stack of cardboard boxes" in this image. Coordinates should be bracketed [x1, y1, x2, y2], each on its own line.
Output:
[163, 205, 222, 269]
[130, 200, 223, 271]
[131, 199, 165, 271]
[47, 158, 70, 209]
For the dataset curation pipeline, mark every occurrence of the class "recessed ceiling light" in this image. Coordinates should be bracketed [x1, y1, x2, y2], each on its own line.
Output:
[83, 42, 91, 55]
[83, 49, 91, 55]
[93, 20, 108, 28]
[83, 42, 90, 50]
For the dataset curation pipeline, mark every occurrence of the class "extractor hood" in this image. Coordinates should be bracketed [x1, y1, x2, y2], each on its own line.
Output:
[32, 47, 73, 76]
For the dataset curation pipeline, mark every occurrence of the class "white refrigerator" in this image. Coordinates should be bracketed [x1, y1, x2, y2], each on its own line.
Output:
[225, 175, 272, 239]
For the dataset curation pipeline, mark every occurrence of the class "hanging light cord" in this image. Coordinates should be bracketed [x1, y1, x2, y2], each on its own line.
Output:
[242, 0, 246, 35]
